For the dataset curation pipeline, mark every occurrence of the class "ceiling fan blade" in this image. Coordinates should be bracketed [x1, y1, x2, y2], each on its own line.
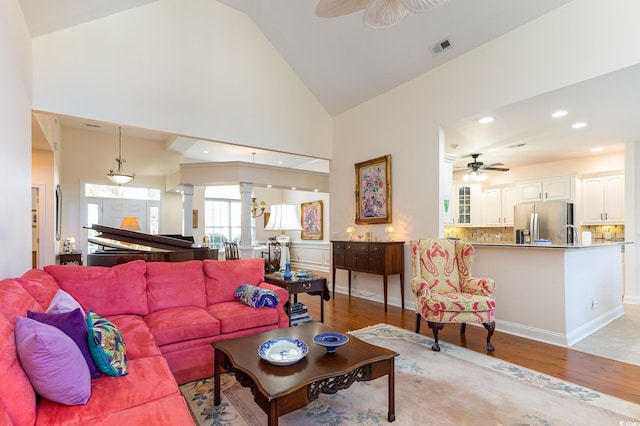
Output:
[400, 0, 447, 12]
[316, 0, 371, 18]
[363, 0, 410, 28]
[482, 166, 510, 172]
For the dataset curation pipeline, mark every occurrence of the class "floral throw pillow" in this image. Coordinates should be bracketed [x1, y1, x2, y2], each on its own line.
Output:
[234, 284, 280, 308]
[86, 310, 127, 377]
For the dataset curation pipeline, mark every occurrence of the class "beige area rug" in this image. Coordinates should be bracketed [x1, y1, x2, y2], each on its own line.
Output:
[571, 303, 640, 366]
[180, 324, 640, 425]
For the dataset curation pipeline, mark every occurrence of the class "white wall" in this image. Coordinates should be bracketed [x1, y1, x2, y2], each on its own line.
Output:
[331, 0, 640, 308]
[0, 0, 32, 277]
[31, 0, 332, 160]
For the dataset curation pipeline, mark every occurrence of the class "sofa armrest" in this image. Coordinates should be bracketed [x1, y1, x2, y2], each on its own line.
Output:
[258, 282, 288, 307]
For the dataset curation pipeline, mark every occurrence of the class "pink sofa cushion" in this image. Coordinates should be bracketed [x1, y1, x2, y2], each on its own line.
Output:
[146, 260, 206, 311]
[67, 394, 196, 426]
[203, 258, 265, 304]
[0, 278, 43, 324]
[19, 268, 60, 308]
[144, 306, 220, 346]
[45, 260, 149, 316]
[207, 301, 280, 334]
[107, 314, 162, 360]
[36, 356, 180, 425]
[0, 312, 36, 426]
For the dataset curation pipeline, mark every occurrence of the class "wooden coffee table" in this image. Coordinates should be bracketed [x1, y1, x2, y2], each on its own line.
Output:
[212, 322, 398, 426]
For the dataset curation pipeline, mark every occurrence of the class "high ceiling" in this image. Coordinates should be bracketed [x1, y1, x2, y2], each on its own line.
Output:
[21, 0, 638, 174]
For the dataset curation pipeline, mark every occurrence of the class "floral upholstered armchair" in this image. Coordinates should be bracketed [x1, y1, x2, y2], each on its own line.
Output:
[410, 238, 496, 352]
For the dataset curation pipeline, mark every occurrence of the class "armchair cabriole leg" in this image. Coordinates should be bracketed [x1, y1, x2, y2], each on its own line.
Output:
[483, 322, 496, 352]
[428, 321, 445, 352]
[415, 313, 421, 333]
[460, 323, 467, 334]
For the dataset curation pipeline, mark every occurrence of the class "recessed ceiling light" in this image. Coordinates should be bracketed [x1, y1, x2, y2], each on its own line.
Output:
[313, 189, 319, 192]
[592, 147, 603, 152]
[552, 110, 568, 118]
[291, 187, 296, 190]
[267, 184, 272, 188]
[478, 116, 494, 124]
[277, 161, 283, 164]
[203, 150, 209, 154]
[571, 122, 587, 129]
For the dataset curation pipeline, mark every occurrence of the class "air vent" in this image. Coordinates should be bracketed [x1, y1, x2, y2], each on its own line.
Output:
[431, 38, 452, 55]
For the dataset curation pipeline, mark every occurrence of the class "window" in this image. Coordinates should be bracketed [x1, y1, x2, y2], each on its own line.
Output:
[203, 185, 253, 248]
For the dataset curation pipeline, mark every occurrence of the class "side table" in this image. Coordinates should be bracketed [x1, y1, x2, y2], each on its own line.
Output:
[57, 251, 83, 265]
[264, 273, 329, 326]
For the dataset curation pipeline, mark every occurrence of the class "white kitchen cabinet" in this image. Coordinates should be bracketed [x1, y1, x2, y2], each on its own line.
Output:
[452, 184, 482, 226]
[483, 186, 516, 226]
[517, 175, 575, 203]
[582, 175, 624, 224]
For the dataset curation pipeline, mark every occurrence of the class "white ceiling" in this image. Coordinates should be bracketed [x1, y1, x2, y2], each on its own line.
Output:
[21, 0, 639, 175]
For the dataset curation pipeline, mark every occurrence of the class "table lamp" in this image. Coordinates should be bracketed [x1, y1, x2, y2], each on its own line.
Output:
[265, 204, 302, 278]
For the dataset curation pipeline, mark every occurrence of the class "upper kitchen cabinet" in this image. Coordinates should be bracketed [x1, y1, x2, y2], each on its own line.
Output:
[450, 184, 482, 226]
[483, 186, 517, 226]
[582, 175, 624, 224]
[516, 174, 575, 204]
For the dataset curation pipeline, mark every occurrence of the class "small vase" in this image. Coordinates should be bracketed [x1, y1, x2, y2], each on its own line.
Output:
[283, 263, 292, 279]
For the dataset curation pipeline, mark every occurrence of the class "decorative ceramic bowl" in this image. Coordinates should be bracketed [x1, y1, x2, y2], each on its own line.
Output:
[313, 332, 349, 353]
[258, 337, 309, 365]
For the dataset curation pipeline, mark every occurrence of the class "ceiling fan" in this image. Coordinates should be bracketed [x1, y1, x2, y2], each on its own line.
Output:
[316, 0, 449, 28]
[463, 154, 509, 182]
[467, 153, 510, 173]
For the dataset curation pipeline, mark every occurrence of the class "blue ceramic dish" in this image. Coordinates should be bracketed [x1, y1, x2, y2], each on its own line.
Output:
[258, 337, 308, 365]
[313, 332, 349, 353]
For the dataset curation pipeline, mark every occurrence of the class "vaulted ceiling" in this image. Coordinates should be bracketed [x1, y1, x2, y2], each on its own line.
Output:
[21, 0, 638, 173]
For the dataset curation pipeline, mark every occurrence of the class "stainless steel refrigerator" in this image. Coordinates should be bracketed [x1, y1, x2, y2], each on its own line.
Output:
[513, 201, 575, 244]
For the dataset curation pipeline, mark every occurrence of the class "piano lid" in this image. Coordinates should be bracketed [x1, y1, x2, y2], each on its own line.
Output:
[87, 224, 197, 252]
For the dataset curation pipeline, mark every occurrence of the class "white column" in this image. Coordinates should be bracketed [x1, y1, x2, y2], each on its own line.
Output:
[182, 184, 194, 237]
[239, 182, 254, 258]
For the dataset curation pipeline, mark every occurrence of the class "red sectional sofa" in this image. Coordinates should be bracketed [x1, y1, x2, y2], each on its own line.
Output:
[0, 258, 289, 425]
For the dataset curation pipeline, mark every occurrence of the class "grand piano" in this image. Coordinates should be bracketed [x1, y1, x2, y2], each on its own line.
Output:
[86, 224, 218, 267]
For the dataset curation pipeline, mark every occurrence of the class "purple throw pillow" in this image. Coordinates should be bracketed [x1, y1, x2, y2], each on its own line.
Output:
[46, 289, 86, 318]
[15, 317, 91, 405]
[28, 309, 101, 379]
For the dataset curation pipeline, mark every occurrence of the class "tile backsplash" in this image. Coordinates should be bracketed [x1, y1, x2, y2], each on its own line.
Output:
[445, 224, 625, 243]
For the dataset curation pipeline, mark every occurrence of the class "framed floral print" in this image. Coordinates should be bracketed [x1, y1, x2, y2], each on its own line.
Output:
[355, 155, 392, 224]
[300, 200, 323, 240]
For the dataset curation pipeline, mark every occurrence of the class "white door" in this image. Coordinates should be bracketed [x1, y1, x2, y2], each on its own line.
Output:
[102, 199, 148, 232]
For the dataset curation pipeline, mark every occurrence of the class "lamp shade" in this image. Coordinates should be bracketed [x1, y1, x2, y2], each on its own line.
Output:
[120, 216, 141, 231]
[264, 204, 302, 231]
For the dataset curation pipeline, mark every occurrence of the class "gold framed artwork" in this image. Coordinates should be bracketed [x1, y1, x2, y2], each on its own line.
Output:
[192, 210, 198, 228]
[355, 154, 392, 224]
[300, 200, 323, 240]
[263, 212, 271, 229]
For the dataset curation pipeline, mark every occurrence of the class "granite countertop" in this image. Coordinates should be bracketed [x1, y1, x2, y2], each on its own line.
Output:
[470, 241, 628, 249]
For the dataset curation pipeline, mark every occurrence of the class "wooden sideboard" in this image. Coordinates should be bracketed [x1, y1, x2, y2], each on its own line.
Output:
[331, 241, 404, 312]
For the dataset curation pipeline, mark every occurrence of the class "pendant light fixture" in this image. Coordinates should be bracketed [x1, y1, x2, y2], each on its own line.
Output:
[107, 127, 135, 185]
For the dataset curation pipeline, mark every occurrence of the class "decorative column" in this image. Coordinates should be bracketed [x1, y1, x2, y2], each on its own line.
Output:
[239, 182, 254, 259]
[182, 184, 194, 237]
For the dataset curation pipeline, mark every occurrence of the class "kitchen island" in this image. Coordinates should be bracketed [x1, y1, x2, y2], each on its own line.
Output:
[471, 242, 625, 347]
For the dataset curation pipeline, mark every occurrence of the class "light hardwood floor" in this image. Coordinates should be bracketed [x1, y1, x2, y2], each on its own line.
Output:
[297, 291, 640, 405]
